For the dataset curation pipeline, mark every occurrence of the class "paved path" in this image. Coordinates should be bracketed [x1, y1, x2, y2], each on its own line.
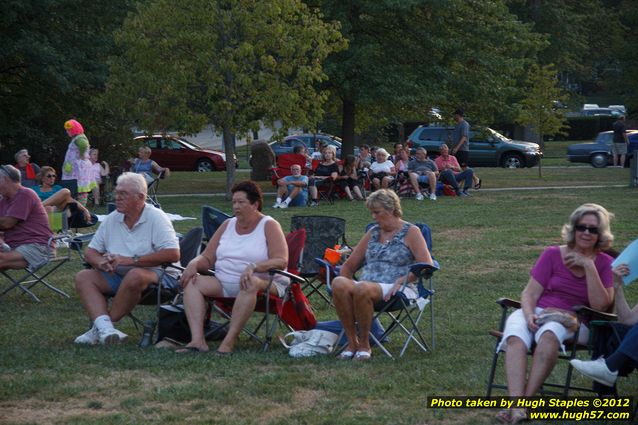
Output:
[156, 184, 629, 198]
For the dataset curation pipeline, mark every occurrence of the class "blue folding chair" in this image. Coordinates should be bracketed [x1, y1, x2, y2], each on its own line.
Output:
[201, 205, 232, 243]
[316, 222, 439, 357]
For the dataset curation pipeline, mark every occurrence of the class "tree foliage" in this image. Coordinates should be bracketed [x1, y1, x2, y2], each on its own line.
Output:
[516, 64, 569, 176]
[312, 0, 542, 153]
[102, 0, 345, 193]
[0, 0, 134, 167]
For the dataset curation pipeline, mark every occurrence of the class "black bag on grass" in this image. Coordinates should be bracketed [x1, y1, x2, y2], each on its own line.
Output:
[157, 304, 228, 343]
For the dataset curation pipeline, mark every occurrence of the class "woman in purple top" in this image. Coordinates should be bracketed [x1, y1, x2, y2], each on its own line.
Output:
[496, 203, 615, 424]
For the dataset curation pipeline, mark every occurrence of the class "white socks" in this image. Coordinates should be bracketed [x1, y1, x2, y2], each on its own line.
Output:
[284, 197, 292, 205]
[94, 315, 115, 331]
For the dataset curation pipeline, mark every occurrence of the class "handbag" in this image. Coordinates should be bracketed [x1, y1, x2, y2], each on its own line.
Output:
[280, 329, 339, 358]
[157, 304, 228, 344]
[535, 307, 579, 332]
[279, 282, 317, 331]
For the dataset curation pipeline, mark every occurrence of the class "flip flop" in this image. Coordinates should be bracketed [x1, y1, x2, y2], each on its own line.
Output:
[474, 178, 482, 190]
[354, 350, 372, 361]
[155, 338, 184, 349]
[510, 408, 528, 424]
[175, 346, 203, 354]
[496, 409, 511, 424]
[336, 350, 355, 360]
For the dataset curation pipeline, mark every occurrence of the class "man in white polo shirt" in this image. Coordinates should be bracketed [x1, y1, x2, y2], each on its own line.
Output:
[74, 172, 180, 345]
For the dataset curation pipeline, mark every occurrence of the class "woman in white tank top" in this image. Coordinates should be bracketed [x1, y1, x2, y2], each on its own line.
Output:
[179, 181, 289, 354]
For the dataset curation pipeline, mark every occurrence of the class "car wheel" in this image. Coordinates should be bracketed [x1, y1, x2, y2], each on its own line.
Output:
[196, 158, 215, 172]
[501, 153, 524, 168]
[590, 153, 608, 168]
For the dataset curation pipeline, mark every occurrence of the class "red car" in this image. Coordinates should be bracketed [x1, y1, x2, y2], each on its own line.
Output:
[134, 135, 232, 172]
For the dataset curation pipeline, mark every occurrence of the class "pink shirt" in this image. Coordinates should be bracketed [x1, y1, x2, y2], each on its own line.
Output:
[531, 245, 613, 311]
[0, 187, 52, 247]
[435, 154, 460, 174]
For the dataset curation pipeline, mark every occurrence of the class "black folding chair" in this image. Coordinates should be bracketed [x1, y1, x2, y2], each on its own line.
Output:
[201, 205, 232, 243]
[290, 215, 347, 304]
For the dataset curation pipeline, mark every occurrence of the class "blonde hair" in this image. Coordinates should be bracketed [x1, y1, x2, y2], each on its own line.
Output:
[366, 189, 403, 218]
[561, 203, 614, 251]
[322, 145, 337, 160]
[375, 148, 389, 159]
[138, 146, 151, 155]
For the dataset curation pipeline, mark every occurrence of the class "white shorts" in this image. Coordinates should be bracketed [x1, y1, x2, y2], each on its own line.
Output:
[496, 307, 589, 354]
[354, 280, 418, 300]
[220, 278, 288, 298]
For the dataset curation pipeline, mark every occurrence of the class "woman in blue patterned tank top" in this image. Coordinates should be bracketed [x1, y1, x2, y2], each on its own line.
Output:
[331, 189, 433, 361]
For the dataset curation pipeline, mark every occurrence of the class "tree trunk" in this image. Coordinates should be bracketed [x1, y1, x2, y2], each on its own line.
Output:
[341, 98, 356, 156]
[223, 125, 236, 199]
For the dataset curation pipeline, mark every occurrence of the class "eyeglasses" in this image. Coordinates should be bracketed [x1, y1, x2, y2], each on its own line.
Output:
[46, 174, 56, 178]
[574, 224, 599, 235]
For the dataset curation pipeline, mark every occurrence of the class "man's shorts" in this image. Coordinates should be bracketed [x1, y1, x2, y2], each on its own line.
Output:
[101, 267, 178, 295]
[613, 143, 628, 155]
[288, 192, 308, 207]
[15, 243, 49, 271]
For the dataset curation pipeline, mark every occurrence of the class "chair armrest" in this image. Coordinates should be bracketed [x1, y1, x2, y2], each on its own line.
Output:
[409, 262, 439, 278]
[573, 305, 617, 322]
[268, 268, 306, 284]
[496, 298, 522, 310]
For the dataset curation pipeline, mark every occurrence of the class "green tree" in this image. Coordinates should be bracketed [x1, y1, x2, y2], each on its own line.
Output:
[0, 0, 135, 166]
[516, 64, 569, 177]
[102, 0, 345, 194]
[312, 0, 541, 153]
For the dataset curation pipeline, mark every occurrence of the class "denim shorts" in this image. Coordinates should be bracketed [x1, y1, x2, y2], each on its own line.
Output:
[102, 267, 178, 295]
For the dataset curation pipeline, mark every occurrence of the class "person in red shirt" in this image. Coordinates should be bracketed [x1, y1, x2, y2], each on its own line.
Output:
[434, 144, 474, 197]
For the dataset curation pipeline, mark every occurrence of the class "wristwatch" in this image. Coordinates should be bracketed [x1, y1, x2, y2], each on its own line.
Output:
[133, 254, 140, 265]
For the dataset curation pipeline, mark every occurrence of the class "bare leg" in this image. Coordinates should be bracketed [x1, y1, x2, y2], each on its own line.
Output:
[75, 269, 113, 321]
[182, 275, 224, 351]
[344, 186, 354, 200]
[0, 251, 29, 269]
[108, 268, 159, 322]
[408, 173, 421, 195]
[352, 282, 383, 352]
[216, 276, 275, 353]
[524, 332, 560, 396]
[331, 276, 359, 351]
[353, 185, 364, 199]
[504, 336, 529, 397]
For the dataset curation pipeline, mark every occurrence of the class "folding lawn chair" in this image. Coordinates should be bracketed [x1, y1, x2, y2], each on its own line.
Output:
[317, 222, 439, 358]
[290, 215, 347, 304]
[121, 226, 204, 344]
[145, 170, 165, 208]
[201, 205, 232, 243]
[1, 210, 77, 302]
[207, 268, 307, 351]
[271, 153, 308, 187]
[485, 298, 617, 397]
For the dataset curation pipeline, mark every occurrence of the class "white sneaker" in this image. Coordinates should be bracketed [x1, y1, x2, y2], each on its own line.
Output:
[415, 193, 424, 201]
[74, 325, 99, 345]
[99, 327, 129, 345]
[273, 202, 282, 208]
[429, 193, 437, 201]
[280, 202, 288, 209]
[570, 357, 618, 387]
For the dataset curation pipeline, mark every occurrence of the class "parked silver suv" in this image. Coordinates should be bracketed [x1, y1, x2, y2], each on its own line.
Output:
[407, 126, 542, 168]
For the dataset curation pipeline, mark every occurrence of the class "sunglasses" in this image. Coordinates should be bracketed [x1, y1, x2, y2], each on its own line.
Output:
[574, 224, 599, 235]
[46, 174, 57, 178]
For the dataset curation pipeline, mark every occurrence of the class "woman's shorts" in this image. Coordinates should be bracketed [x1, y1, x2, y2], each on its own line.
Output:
[221, 278, 288, 298]
[496, 307, 589, 354]
[354, 280, 418, 300]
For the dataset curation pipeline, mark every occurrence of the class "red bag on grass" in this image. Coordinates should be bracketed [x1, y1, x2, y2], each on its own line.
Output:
[280, 282, 317, 330]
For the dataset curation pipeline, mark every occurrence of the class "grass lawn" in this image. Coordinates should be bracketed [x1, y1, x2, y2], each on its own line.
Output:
[1, 166, 637, 424]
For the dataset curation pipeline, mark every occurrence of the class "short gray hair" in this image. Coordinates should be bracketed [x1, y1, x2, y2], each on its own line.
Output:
[14, 149, 28, 162]
[116, 172, 147, 196]
[366, 189, 402, 218]
[561, 203, 614, 251]
[0, 164, 21, 183]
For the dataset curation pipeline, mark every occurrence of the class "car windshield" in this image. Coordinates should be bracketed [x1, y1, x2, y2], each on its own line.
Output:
[176, 137, 202, 150]
[484, 128, 510, 142]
